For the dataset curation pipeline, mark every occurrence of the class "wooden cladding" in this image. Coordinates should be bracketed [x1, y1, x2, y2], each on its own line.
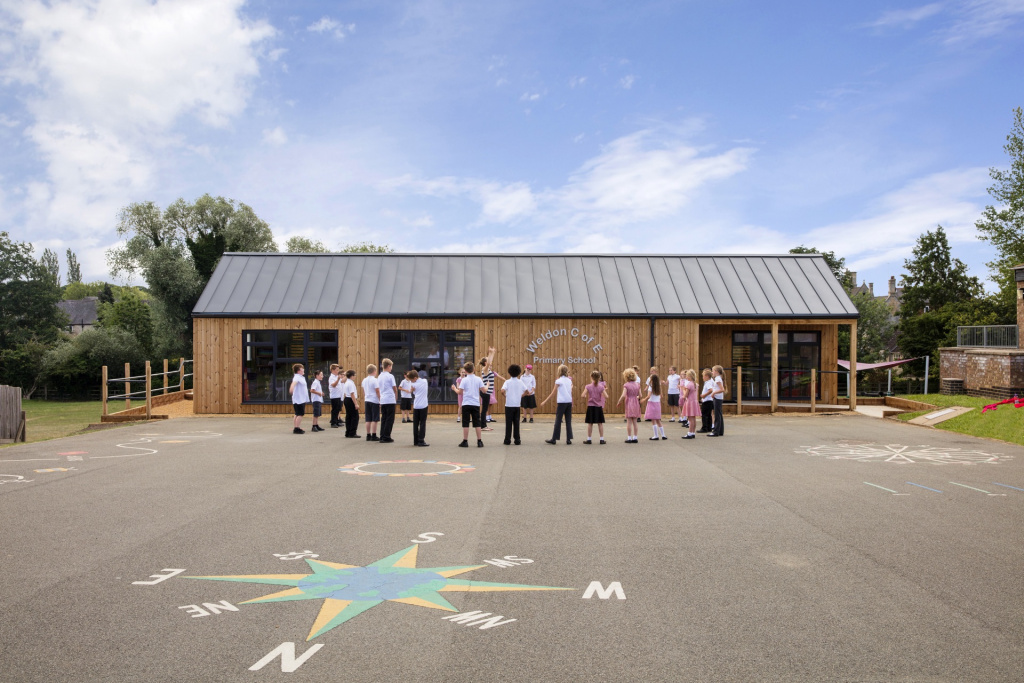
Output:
[194, 317, 853, 414]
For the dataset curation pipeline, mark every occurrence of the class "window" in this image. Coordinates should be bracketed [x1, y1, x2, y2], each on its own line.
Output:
[731, 331, 820, 401]
[243, 330, 338, 403]
[378, 330, 474, 404]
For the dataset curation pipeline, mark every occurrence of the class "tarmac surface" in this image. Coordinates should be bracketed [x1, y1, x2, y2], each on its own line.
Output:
[1, 412, 1023, 682]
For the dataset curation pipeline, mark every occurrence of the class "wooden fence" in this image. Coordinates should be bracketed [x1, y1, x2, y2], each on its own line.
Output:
[0, 385, 26, 443]
[101, 359, 192, 422]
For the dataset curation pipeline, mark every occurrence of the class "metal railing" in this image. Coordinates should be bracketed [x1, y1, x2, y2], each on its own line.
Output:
[102, 359, 192, 419]
[957, 325, 1018, 348]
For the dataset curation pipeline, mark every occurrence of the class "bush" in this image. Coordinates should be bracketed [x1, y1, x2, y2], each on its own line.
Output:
[42, 328, 147, 394]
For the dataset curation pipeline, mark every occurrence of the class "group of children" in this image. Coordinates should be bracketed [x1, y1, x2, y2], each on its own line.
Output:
[288, 354, 728, 448]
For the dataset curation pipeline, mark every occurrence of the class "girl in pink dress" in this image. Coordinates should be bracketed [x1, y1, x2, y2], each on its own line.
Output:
[642, 374, 666, 440]
[580, 370, 609, 444]
[615, 368, 642, 443]
[681, 369, 701, 439]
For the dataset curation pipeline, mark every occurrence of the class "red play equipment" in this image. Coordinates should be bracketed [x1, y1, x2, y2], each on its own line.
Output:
[982, 396, 1024, 413]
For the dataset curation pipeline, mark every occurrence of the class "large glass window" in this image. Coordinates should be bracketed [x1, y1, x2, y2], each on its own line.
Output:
[731, 331, 820, 401]
[378, 330, 474, 404]
[243, 330, 338, 403]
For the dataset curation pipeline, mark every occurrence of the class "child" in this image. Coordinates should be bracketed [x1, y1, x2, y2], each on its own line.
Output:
[501, 364, 526, 445]
[288, 363, 308, 435]
[539, 364, 573, 445]
[328, 364, 344, 428]
[343, 369, 360, 438]
[399, 375, 414, 423]
[642, 373, 665, 440]
[626, 365, 641, 422]
[453, 362, 486, 447]
[455, 366, 466, 423]
[615, 368, 641, 443]
[699, 369, 715, 434]
[644, 366, 657, 420]
[581, 370, 608, 444]
[681, 369, 701, 440]
[407, 369, 430, 447]
[309, 370, 325, 432]
[377, 359, 397, 443]
[710, 364, 727, 437]
[520, 364, 537, 422]
[478, 347, 499, 428]
[666, 366, 681, 422]
[362, 364, 380, 441]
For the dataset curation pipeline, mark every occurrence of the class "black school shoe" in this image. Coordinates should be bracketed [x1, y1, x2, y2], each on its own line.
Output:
[459, 440, 469, 447]
[503, 440, 511, 445]
[514, 440, 521, 445]
[416, 442, 430, 447]
[477, 440, 484, 447]
[293, 428, 304, 434]
[545, 439, 557, 445]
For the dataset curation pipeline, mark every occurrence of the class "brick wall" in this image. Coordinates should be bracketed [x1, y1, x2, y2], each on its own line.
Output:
[940, 348, 966, 380]
[939, 347, 1024, 397]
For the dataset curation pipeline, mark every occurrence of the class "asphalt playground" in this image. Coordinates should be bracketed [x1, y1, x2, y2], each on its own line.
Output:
[1, 411, 1023, 682]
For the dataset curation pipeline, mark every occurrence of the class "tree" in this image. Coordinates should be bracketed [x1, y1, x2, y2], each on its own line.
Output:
[66, 249, 82, 285]
[976, 107, 1024, 310]
[0, 339, 51, 398]
[98, 283, 115, 305]
[97, 289, 154, 355]
[899, 226, 982, 318]
[108, 195, 276, 357]
[839, 292, 898, 363]
[341, 241, 394, 253]
[41, 328, 147, 395]
[789, 246, 851, 289]
[286, 236, 330, 253]
[39, 248, 60, 287]
[0, 232, 67, 351]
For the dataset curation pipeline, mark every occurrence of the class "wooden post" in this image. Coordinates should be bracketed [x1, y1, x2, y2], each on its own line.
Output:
[145, 360, 152, 420]
[163, 359, 169, 395]
[770, 322, 779, 413]
[101, 365, 108, 416]
[17, 410, 26, 442]
[810, 368, 816, 414]
[737, 366, 743, 415]
[124, 362, 131, 411]
[850, 321, 858, 411]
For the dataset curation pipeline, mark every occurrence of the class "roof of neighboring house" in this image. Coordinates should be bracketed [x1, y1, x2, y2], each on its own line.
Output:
[192, 253, 860, 319]
[57, 297, 99, 326]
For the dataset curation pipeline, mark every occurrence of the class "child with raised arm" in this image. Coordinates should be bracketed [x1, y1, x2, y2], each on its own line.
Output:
[406, 369, 430, 447]
[478, 346, 501, 428]
[641, 373, 665, 440]
[310, 369, 325, 432]
[615, 367, 641, 443]
[289, 363, 308, 435]
[581, 370, 608, 444]
[539, 364, 573, 445]
[520, 364, 537, 422]
[453, 361, 486, 448]
[501, 364, 526, 445]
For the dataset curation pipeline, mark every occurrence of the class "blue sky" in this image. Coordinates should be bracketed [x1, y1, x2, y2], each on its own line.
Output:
[1, 0, 1022, 295]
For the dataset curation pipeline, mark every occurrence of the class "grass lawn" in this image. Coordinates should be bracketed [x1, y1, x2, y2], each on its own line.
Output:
[1, 399, 140, 447]
[897, 394, 1024, 447]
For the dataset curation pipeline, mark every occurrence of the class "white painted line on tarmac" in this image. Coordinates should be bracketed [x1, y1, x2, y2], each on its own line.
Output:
[949, 482, 1006, 496]
[863, 482, 900, 494]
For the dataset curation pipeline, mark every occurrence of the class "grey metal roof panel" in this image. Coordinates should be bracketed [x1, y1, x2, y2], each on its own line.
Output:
[194, 253, 859, 318]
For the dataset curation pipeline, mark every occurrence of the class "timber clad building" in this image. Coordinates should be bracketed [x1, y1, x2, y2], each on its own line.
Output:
[192, 253, 860, 415]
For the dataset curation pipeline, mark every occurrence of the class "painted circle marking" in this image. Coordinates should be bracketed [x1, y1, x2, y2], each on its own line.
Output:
[159, 440, 190, 444]
[337, 460, 476, 477]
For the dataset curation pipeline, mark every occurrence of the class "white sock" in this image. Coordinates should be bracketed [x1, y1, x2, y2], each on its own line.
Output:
[652, 426, 658, 438]
[659, 426, 665, 438]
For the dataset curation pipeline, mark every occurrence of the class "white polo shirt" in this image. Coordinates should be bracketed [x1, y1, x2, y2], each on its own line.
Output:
[290, 373, 309, 404]
[377, 371, 397, 404]
[502, 377, 527, 408]
[412, 378, 429, 410]
[460, 374, 485, 407]
[362, 376, 379, 404]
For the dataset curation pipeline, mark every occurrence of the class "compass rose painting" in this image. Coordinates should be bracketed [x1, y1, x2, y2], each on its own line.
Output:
[186, 544, 572, 640]
[797, 443, 1010, 465]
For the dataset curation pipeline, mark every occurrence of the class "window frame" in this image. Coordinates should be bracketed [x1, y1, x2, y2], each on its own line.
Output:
[242, 329, 339, 404]
[377, 330, 474, 405]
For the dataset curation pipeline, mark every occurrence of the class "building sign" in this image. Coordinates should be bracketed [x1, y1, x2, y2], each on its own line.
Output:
[524, 327, 603, 365]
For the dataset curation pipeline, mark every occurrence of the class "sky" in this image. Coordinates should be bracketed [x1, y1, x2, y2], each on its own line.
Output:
[1, 0, 1022, 295]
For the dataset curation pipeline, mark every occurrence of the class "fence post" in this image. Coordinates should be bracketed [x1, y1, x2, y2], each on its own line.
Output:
[924, 356, 930, 395]
[811, 369, 816, 414]
[102, 365, 108, 416]
[163, 359, 169, 395]
[179, 358, 185, 392]
[736, 366, 742, 416]
[124, 362, 131, 411]
[145, 360, 152, 420]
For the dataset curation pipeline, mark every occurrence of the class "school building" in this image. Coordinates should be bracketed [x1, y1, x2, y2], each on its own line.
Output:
[191, 253, 861, 415]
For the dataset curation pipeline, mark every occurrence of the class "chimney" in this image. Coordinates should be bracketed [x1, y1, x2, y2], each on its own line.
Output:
[889, 276, 896, 297]
[848, 271, 857, 287]
[868, 283, 874, 295]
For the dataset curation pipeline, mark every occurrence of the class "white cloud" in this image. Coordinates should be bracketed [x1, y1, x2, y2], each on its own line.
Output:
[619, 74, 635, 89]
[520, 92, 541, 102]
[568, 75, 586, 88]
[385, 175, 538, 225]
[306, 16, 355, 39]
[943, 0, 1024, 44]
[0, 0, 274, 245]
[262, 126, 288, 146]
[864, 3, 944, 29]
[572, 133, 585, 143]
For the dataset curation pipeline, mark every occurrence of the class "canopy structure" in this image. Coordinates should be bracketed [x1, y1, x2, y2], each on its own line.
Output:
[837, 358, 919, 371]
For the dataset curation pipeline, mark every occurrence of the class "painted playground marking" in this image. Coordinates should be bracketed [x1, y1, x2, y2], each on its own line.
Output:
[337, 460, 476, 477]
[799, 443, 1010, 465]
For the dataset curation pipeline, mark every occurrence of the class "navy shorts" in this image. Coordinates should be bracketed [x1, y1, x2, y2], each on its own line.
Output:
[292, 403, 306, 417]
[461, 405, 481, 428]
[364, 402, 380, 422]
[312, 402, 322, 417]
[400, 397, 413, 410]
[668, 394, 680, 407]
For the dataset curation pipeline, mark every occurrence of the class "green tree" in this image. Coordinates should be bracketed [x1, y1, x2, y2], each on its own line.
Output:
[0, 232, 67, 351]
[65, 249, 82, 285]
[41, 328, 147, 395]
[789, 246, 851, 289]
[899, 226, 982, 317]
[97, 289, 154, 355]
[341, 241, 395, 253]
[108, 195, 276, 357]
[0, 339, 51, 398]
[838, 292, 898, 363]
[39, 248, 60, 287]
[976, 107, 1024, 310]
[98, 283, 115, 305]
[286, 236, 330, 253]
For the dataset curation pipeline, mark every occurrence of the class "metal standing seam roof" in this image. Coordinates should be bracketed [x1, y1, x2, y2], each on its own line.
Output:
[193, 253, 860, 319]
